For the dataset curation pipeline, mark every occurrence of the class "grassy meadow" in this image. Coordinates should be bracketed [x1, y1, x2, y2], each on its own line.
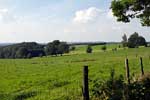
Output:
[0, 44, 150, 100]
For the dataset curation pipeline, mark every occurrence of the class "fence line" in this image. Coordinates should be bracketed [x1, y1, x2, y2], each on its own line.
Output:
[82, 57, 145, 100]
[140, 57, 144, 76]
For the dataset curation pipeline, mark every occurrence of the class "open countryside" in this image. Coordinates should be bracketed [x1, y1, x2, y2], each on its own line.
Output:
[0, 0, 150, 100]
[0, 43, 150, 99]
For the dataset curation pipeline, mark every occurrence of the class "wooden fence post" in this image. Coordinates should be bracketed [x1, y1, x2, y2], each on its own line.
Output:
[83, 66, 89, 100]
[125, 58, 130, 100]
[125, 58, 130, 84]
[140, 57, 144, 76]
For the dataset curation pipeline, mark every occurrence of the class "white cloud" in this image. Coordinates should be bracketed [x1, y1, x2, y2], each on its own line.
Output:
[0, 8, 8, 20]
[0, 8, 8, 13]
[0, 8, 17, 23]
[73, 7, 103, 24]
[0, 5, 149, 43]
[62, 7, 150, 42]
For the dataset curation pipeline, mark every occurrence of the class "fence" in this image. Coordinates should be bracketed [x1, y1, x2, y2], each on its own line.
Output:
[82, 57, 146, 100]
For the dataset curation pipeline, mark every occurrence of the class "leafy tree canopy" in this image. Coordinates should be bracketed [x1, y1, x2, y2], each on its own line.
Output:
[128, 32, 147, 48]
[0, 42, 45, 59]
[45, 40, 69, 56]
[111, 0, 150, 26]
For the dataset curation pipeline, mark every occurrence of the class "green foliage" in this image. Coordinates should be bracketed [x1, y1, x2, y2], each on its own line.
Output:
[45, 40, 69, 56]
[92, 70, 150, 100]
[128, 32, 147, 48]
[0, 42, 45, 59]
[101, 45, 107, 51]
[91, 69, 124, 100]
[70, 46, 76, 51]
[58, 42, 69, 54]
[15, 47, 28, 58]
[0, 41, 70, 58]
[128, 73, 150, 99]
[111, 0, 150, 26]
[138, 36, 147, 47]
[86, 45, 92, 53]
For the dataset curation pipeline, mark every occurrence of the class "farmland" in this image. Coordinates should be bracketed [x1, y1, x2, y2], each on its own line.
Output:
[0, 44, 150, 100]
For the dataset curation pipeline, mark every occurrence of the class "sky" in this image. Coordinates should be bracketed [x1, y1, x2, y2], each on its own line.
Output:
[0, 0, 149, 43]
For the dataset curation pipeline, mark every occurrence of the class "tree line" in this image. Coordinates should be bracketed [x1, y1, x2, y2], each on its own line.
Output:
[86, 32, 148, 54]
[0, 32, 148, 59]
[0, 40, 69, 59]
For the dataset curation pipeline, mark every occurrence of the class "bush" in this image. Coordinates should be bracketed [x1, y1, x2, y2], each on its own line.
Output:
[86, 45, 92, 53]
[91, 70, 150, 100]
[101, 45, 107, 52]
[91, 69, 124, 100]
[70, 46, 76, 51]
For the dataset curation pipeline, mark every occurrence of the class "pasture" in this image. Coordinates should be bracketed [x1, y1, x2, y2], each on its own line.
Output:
[0, 44, 150, 100]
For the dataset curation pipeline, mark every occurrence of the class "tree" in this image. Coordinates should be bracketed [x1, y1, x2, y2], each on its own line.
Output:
[101, 45, 107, 52]
[45, 40, 69, 56]
[111, 0, 150, 26]
[86, 45, 92, 53]
[127, 32, 147, 48]
[53, 40, 60, 46]
[27, 53, 32, 58]
[138, 36, 147, 47]
[28, 50, 45, 57]
[15, 47, 28, 58]
[128, 32, 138, 48]
[0, 42, 45, 59]
[122, 34, 128, 47]
[58, 42, 69, 56]
[45, 43, 57, 56]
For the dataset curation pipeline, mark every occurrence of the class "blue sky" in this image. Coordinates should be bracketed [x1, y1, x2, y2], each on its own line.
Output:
[0, 0, 149, 43]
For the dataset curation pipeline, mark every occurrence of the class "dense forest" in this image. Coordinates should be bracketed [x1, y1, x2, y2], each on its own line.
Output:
[0, 40, 69, 59]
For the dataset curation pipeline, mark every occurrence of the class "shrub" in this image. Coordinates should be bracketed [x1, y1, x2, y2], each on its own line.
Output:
[91, 70, 150, 100]
[101, 45, 107, 52]
[86, 45, 92, 53]
[91, 69, 124, 100]
[70, 46, 76, 51]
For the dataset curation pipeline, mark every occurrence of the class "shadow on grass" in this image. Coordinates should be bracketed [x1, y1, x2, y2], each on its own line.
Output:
[13, 91, 38, 100]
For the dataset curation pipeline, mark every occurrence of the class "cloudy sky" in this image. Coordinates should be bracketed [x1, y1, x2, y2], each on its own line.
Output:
[0, 0, 149, 43]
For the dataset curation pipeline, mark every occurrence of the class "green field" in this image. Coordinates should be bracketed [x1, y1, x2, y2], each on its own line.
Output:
[0, 44, 150, 100]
